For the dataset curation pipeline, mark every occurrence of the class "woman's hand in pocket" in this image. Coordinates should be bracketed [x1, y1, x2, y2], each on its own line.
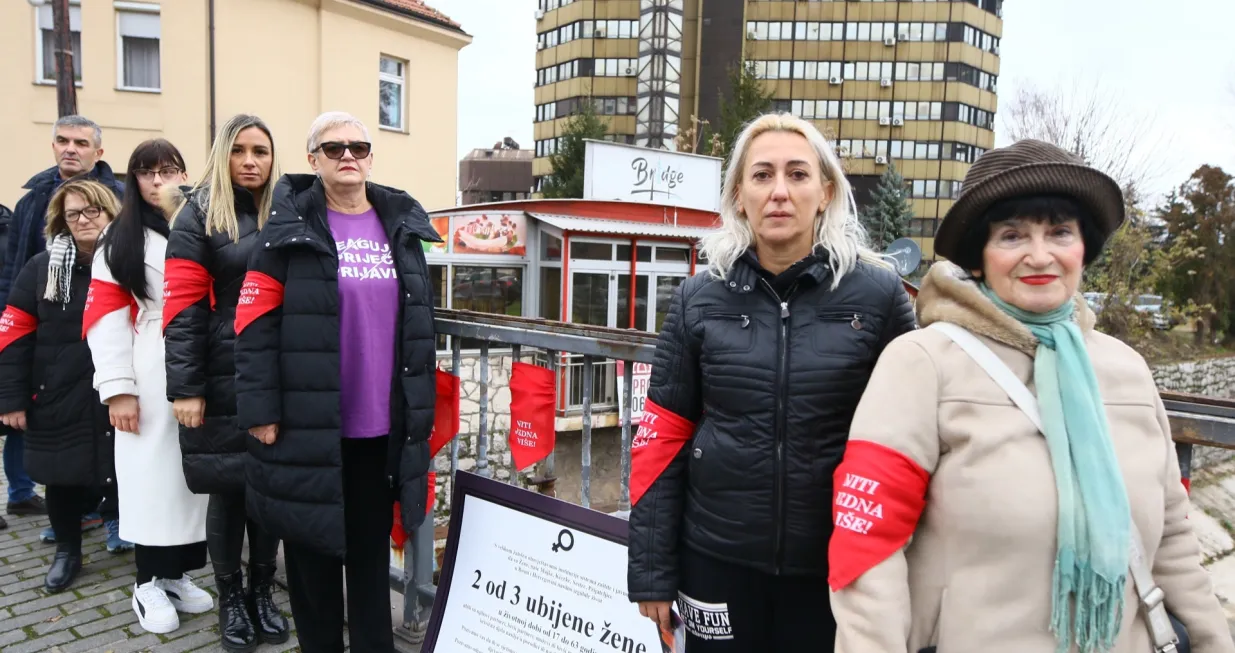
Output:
[108, 395, 140, 434]
[249, 423, 279, 445]
[173, 397, 206, 429]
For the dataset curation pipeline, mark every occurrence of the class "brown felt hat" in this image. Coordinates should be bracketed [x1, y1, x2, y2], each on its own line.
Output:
[935, 139, 1126, 262]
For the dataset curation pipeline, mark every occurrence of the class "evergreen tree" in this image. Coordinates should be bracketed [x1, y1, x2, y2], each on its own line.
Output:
[717, 60, 774, 163]
[859, 164, 913, 250]
[541, 99, 608, 199]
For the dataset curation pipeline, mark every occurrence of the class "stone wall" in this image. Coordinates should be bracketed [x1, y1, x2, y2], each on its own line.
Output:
[1151, 356, 1235, 398]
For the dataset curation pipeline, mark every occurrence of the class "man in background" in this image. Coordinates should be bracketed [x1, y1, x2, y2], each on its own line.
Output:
[1, 116, 125, 547]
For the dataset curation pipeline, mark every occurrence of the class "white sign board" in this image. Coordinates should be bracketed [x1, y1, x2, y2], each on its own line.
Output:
[583, 140, 722, 213]
[616, 361, 653, 424]
[424, 473, 683, 653]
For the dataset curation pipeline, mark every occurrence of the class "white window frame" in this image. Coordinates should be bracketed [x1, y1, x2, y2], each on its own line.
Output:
[33, 0, 83, 87]
[115, 2, 161, 93]
[378, 54, 407, 132]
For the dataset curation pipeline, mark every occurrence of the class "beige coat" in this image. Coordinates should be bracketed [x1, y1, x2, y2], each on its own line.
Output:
[830, 262, 1233, 653]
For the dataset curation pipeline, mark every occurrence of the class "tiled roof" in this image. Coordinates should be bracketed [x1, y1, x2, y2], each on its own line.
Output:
[353, 0, 463, 31]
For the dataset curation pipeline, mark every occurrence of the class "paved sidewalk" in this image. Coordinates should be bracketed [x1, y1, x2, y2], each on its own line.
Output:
[0, 464, 303, 652]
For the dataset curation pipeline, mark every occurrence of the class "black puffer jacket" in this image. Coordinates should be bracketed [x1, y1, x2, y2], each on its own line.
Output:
[627, 251, 916, 601]
[234, 174, 442, 558]
[165, 185, 261, 494]
[0, 252, 114, 487]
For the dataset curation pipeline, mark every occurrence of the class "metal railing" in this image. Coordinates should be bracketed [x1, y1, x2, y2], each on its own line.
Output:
[391, 309, 1235, 644]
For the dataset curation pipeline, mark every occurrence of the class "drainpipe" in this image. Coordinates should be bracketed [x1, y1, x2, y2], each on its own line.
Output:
[208, 0, 217, 142]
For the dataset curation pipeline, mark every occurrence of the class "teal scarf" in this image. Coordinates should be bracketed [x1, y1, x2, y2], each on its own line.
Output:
[980, 285, 1131, 653]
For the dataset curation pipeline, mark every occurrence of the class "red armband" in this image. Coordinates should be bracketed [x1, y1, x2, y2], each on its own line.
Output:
[163, 258, 216, 333]
[0, 306, 37, 354]
[234, 272, 284, 335]
[828, 440, 930, 591]
[629, 399, 696, 506]
[82, 279, 138, 339]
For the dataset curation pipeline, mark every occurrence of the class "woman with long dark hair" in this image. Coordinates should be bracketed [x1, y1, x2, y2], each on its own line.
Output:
[86, 139, 212, 635]
[164, 114, 288, 651]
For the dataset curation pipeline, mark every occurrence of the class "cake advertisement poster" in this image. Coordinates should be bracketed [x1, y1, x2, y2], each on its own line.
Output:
[451, 213, 527, 256]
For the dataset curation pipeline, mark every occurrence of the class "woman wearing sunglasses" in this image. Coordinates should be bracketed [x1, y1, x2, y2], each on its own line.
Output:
[87, 139, 213, 635]
[233, 111, 442, 653]
[164, 114, 288, 652]
[0, 180, 121, 594]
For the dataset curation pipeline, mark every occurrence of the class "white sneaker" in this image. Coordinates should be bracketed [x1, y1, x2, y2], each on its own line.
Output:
[132, 581, 179, 634]
[156, 574, 215, 614]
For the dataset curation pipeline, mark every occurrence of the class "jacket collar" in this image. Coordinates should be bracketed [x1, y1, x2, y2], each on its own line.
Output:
[264, 174, 442, 252]
[724, 248, 833, 295]
[916, 261, 1096, 356]
[23, 160, 120, 191]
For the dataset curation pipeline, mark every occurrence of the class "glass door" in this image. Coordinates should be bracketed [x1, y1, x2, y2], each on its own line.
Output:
[570, 272, 613, 327]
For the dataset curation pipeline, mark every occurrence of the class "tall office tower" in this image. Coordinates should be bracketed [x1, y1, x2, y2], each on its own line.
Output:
[534, 0, 1003, 260]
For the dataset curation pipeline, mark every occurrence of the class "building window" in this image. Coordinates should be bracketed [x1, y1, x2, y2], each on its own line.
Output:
[454, 266, 524, 349]
[117, 6, 161, 91]
[36, 3, 82, 84]
[379, 55, 406, 131]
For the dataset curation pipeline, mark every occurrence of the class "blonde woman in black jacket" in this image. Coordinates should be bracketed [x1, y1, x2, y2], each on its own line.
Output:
[164, 114, 287, 652]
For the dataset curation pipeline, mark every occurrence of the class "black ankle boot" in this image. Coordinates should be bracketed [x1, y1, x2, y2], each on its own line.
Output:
[216, 570, 258, 652]
[44, 546, 81, 593]
[247, 563, 289, 644]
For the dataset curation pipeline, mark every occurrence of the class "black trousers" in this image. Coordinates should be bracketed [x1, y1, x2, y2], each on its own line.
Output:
[284, 436, 393, 653]
[677, 548, 836, 653]
[135, 542, 208, 584]
[45, 484, 118, 554]
[207, 491, 280, 576]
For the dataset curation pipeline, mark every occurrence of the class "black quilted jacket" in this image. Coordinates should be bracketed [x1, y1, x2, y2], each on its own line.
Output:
[627, 251, 916, 601]
[164, 185, 260, 494]
[233, 174, 442, 558]
[0, 253, 114, 487]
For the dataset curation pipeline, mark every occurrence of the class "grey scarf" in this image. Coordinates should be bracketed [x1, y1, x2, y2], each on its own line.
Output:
[43, 233, 77, 304]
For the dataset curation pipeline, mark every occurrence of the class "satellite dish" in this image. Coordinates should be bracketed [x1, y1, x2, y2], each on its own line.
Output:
[884, 238, 922, 277]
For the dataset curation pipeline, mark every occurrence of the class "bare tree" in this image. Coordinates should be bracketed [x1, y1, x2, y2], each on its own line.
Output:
[1000, 80, 1175, 193]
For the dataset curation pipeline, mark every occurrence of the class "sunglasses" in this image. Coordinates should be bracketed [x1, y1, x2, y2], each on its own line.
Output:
[314, 141, 372, 160]
[66, 206, 104, 222]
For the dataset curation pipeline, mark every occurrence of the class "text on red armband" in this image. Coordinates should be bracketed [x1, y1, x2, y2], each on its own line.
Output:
[82, 279, 138, 339]
[233, 272, 284, 335]
[629, 399, 696, 506]
[828, 439, 930, 591]
[0, 306, 38, 354]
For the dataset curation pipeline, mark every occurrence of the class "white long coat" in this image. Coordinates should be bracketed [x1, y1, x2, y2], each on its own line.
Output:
[87, 226, 208, 546]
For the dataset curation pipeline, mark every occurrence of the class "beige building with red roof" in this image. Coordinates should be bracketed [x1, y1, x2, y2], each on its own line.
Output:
[3, 0, 471, 211]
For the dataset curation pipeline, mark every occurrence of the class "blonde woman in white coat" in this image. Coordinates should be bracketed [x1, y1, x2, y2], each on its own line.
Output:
[86, 139, 212, 636]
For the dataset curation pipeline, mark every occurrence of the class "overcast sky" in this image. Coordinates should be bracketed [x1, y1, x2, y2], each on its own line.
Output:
[430, 0, 1234, 201]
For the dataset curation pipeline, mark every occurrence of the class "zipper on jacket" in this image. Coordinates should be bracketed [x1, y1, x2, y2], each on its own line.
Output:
[759, 277, 795, 573]
[819, 310, 864, 330]
[706, 311, 750, 328]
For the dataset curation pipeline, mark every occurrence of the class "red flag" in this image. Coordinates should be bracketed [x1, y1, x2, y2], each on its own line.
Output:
[82, 279, 137, 339]
[163, 258, 216, 333]
[0, 306, 37, 354]
[629, 399, 695, 506]
[234, 271, 284, 335]
[429, 370, 460, 457]
[827, 440, 930, 591]
[508, 362, 556, 471]
[426, 471, 437, 516]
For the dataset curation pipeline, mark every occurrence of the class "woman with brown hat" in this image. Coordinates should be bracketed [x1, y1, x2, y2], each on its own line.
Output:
[827, 139, 1234, 653]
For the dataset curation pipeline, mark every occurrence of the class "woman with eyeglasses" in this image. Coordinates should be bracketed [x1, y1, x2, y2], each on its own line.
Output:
[0, 180, 123, 594]
[233, 111, 442, 653]
[164, 114, 288, 652]
[86, 139, 213, 635]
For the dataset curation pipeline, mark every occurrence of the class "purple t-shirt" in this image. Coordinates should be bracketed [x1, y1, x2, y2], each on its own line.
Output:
[327, 207, 399, 439]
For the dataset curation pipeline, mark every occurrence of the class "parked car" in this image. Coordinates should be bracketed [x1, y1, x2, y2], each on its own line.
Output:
[1133, 294, 1172, 330]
